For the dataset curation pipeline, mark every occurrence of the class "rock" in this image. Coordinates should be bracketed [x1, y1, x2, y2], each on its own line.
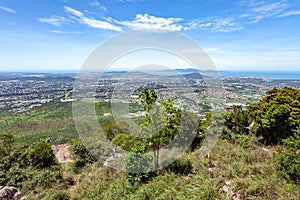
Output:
[51, 144, 75, 164]
[0, 186, 23, 200]
[187, 173, 194, 178]
[103, 153, 125, 170]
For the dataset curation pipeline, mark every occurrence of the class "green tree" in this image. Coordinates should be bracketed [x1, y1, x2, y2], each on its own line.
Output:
[124, 145, 155, 185]
[248, 87, 300, 145]
[225, 105, 250, 135]
[139, 86, 181, 169]
[28, 141, 57, 169]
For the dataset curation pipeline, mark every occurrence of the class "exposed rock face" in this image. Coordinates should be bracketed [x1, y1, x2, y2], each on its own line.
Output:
[0, 186, 23, 200]
[51, 144, 75, 163]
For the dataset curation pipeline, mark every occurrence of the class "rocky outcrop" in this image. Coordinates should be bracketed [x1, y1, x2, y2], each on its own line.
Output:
[51, 144, 75, 163]
[0, 186, 23, 200]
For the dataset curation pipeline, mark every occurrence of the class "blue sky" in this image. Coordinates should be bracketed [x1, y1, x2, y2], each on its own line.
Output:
[0, 0, 300, 71]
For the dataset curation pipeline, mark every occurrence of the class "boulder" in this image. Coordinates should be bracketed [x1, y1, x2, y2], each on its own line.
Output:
[0, 186, 23, 200]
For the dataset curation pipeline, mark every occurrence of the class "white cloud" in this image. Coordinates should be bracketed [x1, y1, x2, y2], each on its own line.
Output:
[64, 6, 122, 31]
[187, 0, 291, 32]
[184, 1, 293, 32]
[239, 0, 289, 23]
[187, 17, 243, 32]
[39, 16, 72, 26]
[39, 1, 297, 34]
[82, 17, 122, 31]
[65, 6, 84, 17]
[205, 48, 222, 52]
[117, 14, 184, 31]
[237, 0, 266, 7]
[0, 6, 16, 14]
[89, 0, 107, 12]
[277, 10, 300, 17]
[51, 30, 82, 34]
[251, 2, 288, 22]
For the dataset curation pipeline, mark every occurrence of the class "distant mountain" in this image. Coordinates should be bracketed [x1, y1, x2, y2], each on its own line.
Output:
[174, 68, 199, 74]
[183, 72, 203, 79]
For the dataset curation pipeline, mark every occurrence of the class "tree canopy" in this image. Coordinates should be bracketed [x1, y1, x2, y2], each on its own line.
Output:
[248, 87, 300, 145]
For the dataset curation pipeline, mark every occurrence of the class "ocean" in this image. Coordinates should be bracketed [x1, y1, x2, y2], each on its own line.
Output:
[217, 71, 300, 80]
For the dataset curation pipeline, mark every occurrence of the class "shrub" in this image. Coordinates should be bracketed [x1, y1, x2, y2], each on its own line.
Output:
[125, 146, 155, 185]
[101, 118, 130, 140]
[0, 132, 14, 158]
[276, 132, 300, 183]
[225, 105, 250, 135]
[69, 138, 96, 164]
[112, 133, 133, 151]
[70, 159, 86, 173]
[27, 141, 57, 169]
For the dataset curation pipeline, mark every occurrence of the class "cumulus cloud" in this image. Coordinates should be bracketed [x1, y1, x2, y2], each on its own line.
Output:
[116, 14, 184, 31]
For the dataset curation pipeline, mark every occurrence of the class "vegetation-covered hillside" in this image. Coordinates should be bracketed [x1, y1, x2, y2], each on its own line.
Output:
[0, 87, 299, 199]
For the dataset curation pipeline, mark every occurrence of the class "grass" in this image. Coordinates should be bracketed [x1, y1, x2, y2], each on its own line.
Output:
[7, 136, 300, 200]
[57, 138, 299, 200]
[1, 101, 299, 199]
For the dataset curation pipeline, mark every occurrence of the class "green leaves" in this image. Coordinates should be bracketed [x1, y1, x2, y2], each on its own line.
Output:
[0, 131, 14, 158]
[225, 105, 250, 135]
[276, 131, 300, 183]
[248, 87, 300, 145]
[125, 146, 155, 185]
[27, 141, 57, 169]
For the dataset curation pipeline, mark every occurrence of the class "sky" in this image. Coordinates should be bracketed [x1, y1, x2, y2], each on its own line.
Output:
[0, 0, 300, 71]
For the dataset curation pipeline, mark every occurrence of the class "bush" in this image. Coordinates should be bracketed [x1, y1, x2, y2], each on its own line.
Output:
[28, 141, 57, 169]
[70, 159, 86, 173]
[20, 167, 64, 192]
[112, 133, 133, 151]
[0, 132, 14, 158]
[225, 105, 250, 135]
[69, 138, 96, 164]
[125, 146, 155, 185]
[101, 118, 130, 140]
[276, 132, 300, 183]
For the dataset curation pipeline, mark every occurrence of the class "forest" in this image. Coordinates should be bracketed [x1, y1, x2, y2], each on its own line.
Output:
[0, 86, 299, 199]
